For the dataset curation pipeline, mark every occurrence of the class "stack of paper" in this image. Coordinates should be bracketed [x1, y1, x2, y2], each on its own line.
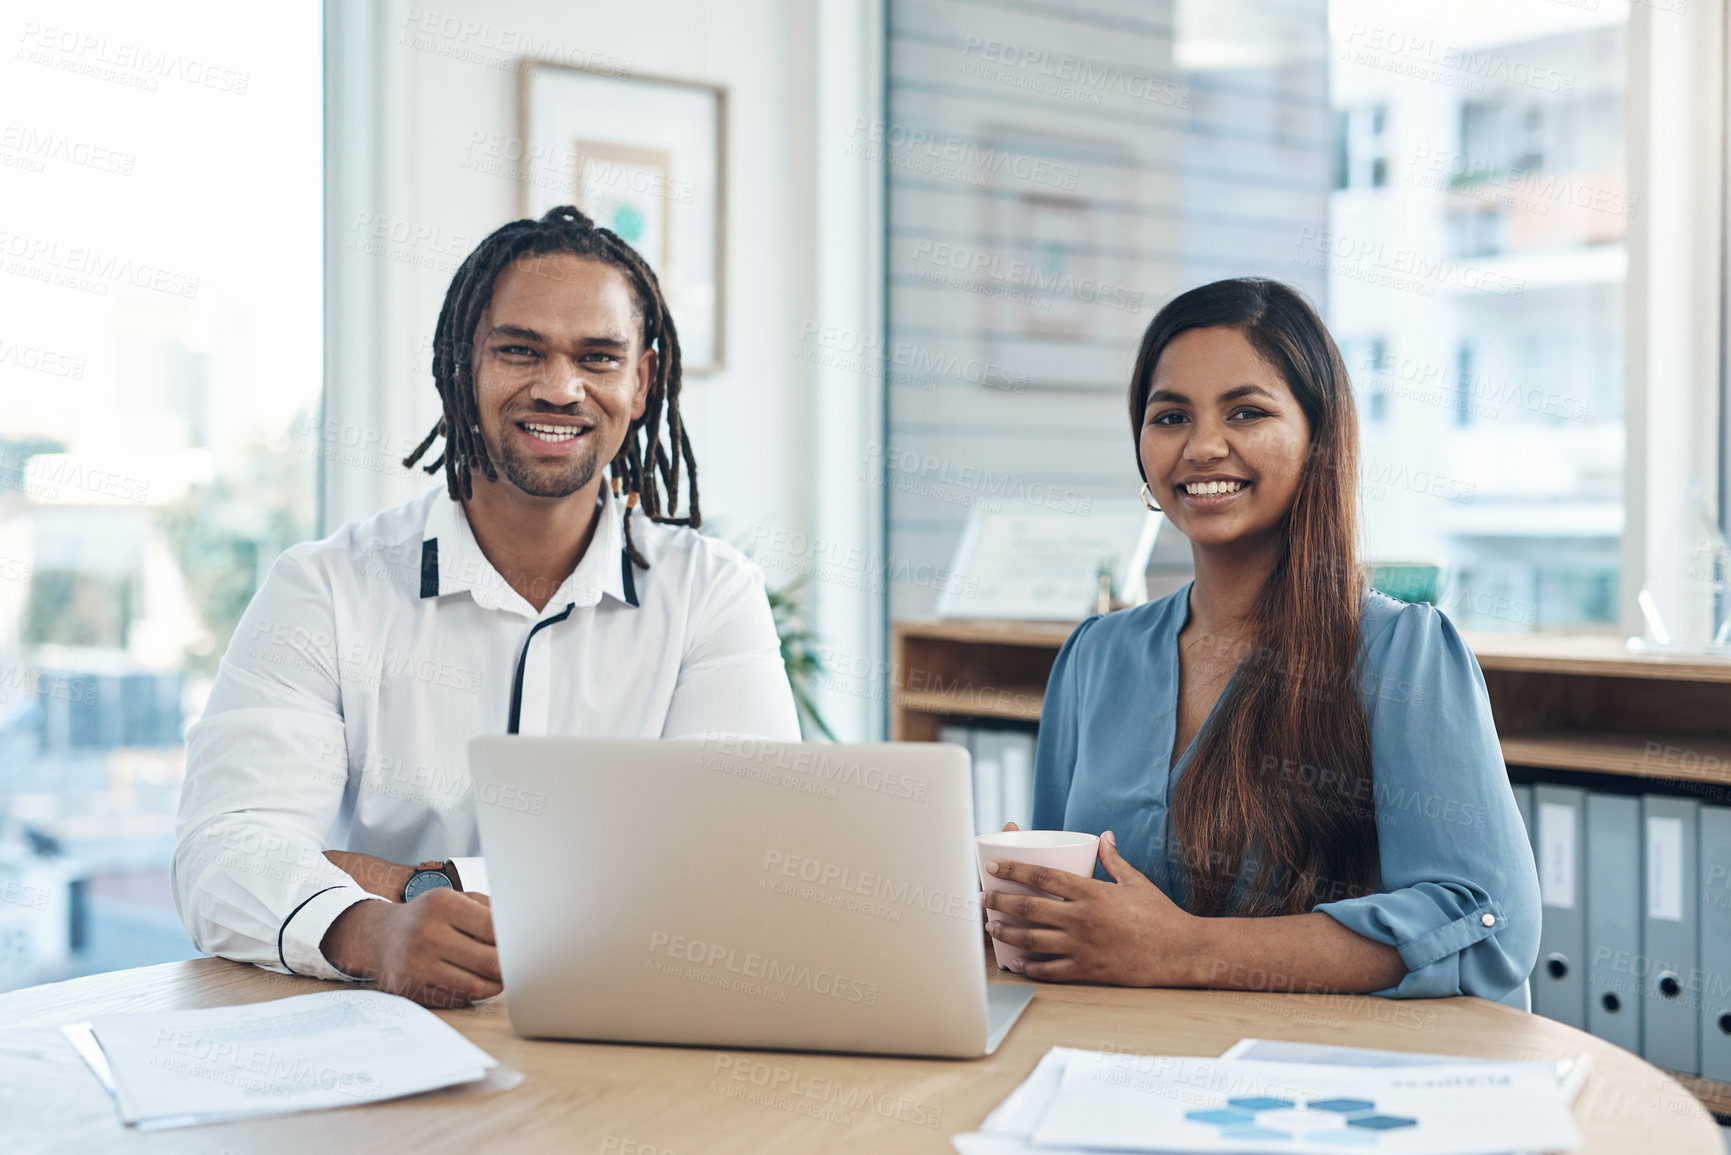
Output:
[63, 989, 512, 1131]
[954, 1038, 1588, 1155]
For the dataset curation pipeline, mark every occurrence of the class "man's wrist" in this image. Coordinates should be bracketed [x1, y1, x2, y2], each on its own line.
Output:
[352, 860, 417, 902]
[321, 897, 388, 978]
[324, 850, 418, 902]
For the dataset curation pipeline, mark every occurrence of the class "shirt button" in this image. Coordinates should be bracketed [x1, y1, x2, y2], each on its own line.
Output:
[1481, 913, 1496, 927]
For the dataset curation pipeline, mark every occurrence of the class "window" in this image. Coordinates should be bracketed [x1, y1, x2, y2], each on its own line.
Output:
[0, 4, 322, 990]
[1342, 336, 1390, 423]
[1455, 346, 1474, 428]
[1335, 103, 1389, 190]
[1329, 3, 1628, 631]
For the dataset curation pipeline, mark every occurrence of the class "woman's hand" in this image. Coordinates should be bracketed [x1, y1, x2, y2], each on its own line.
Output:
[981, 830, 1205, 986]
[983, 821, 1019, 946]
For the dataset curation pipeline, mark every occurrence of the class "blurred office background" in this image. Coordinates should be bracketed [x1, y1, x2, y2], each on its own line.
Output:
[0, 0, 1719, 990]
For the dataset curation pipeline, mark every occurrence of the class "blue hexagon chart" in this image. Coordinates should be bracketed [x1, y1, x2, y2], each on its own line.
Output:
[1347, 1114, 1418, 1131]
[1188, 1093, 1423, 1146]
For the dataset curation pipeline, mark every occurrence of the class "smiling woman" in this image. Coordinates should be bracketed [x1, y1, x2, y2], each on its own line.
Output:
[982, 279, 1543, 1002]
[1129, 281, 1371, 915]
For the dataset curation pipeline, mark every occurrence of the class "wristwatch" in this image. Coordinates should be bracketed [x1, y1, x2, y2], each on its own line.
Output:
[402, 859, 463, 902]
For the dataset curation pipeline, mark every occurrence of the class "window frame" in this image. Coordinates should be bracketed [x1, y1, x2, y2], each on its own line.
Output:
[1623, 0, 1726, 642]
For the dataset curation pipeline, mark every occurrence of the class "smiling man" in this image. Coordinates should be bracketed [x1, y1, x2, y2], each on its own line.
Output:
[172, 207, 800, 1006]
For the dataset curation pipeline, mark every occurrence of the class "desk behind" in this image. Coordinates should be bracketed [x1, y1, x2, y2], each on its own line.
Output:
[0, 953, 1717, 1154]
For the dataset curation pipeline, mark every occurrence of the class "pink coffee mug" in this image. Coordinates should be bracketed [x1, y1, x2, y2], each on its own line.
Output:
[976, 830, 1101, 970]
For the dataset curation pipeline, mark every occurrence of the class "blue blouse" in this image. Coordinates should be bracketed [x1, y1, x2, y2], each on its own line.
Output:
[1032, 582, 1541, 1000]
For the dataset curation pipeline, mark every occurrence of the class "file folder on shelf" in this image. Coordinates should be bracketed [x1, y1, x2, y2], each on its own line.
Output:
[1508, 782, 1536, 1014]
[943, 725, 1037, 836]
[1585, 792, 1641, 1052]
[938, 725, 986, 835]
[971, 729, 1007, 835]
[1001, 731, 1035, 831]
[1641, 795, 1700, 1075]
[1532, 785, 1585, 1028]
[1699, 805, 1731, 1080]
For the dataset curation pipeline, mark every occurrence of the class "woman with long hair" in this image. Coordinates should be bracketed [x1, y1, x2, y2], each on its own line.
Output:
[981, 278, 1540, 998]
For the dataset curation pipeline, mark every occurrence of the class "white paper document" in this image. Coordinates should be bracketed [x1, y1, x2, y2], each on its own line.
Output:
[66, 989, 506, 1130]
[954, 1040, 1583, 1155]
[1219, 1037, 1594, 1108]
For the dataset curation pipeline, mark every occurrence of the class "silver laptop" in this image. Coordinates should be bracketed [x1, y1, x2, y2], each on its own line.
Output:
[468, 734, 1035, 1058]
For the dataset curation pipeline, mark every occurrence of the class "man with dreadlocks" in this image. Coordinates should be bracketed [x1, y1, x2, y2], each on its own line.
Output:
[173, 207, 799, 1007]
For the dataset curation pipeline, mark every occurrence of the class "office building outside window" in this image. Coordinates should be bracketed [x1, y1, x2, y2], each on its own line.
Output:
[1330, 2, 1627, 632]
[0, 5, 321, 990]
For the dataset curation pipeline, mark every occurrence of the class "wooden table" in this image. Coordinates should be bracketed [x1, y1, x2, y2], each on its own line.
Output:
[0, 955, 1719, 1154]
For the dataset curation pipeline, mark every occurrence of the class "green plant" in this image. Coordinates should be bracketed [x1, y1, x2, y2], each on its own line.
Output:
[158, 428, 315, 674]
[765, 574, 835, 742]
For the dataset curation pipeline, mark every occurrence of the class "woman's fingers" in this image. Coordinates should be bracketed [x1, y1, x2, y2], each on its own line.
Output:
[985, 921, 1069, 955]
[1095, 830, 1147, 886]
[983, 860, 1095, 899]
[1019, 955, 1082, 983]
[980, 889, 1073, 926]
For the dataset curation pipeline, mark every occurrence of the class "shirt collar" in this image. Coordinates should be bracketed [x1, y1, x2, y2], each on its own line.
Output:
[418, 482, 638, 614]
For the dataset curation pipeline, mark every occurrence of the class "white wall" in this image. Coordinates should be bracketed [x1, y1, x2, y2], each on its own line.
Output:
[332, 0, 802, 536]
[325, 0, 885, 738]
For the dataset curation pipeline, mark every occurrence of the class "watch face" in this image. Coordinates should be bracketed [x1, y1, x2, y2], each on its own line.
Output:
[404, 869, 454, 902]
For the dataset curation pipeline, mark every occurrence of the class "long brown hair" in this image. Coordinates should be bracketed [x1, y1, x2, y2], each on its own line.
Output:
[1127, 278, 1377, 917]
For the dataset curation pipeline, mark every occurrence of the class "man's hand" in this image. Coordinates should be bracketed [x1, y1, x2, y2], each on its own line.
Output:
[324, 850, 417, 901]
[320, 890, 502, 1008]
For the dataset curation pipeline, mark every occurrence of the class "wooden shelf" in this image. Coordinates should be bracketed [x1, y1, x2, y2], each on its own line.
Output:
[1500, 731, 1731, 783]
[889, 619, 1731, 788]
[892, 618, 1078, 648]
[1466, 633, 1731, 684]
[895, 687, 1044, 724]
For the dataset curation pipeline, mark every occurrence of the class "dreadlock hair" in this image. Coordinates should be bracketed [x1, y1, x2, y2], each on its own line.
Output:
[402, 205, 699, 569]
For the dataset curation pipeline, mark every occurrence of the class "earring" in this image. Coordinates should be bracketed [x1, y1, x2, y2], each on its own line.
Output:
[1140, 482, 1161, 512]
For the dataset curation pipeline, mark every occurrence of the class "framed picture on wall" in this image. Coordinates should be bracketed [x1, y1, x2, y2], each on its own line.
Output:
[976, 125, 1141, 390]
[519, 61, 726, 373]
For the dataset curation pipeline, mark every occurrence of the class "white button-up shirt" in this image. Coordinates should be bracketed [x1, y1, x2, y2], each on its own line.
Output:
[173, 483, 800, 979]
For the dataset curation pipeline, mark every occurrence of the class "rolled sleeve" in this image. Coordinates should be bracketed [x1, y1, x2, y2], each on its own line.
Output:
[1315, 601, 1541, 1000]
[279, 887, 389, 980]
[1317, 883, 1515, 998]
